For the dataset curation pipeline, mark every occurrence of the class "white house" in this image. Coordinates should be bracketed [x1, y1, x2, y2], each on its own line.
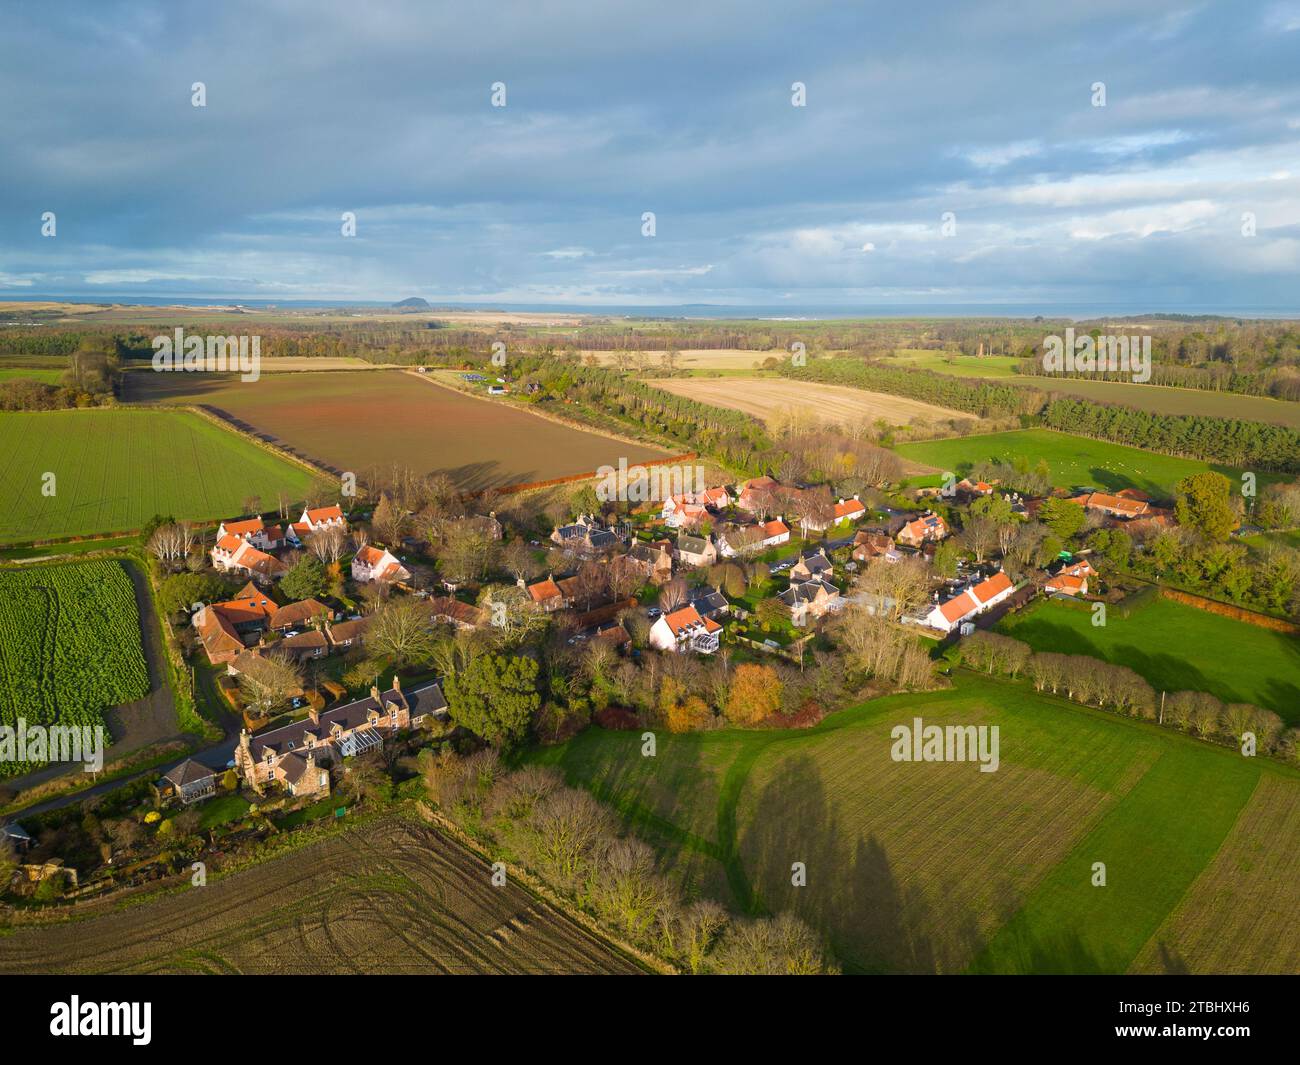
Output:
[216, 516, 284, 551]
[289, 503, 348, 544]
[921, 571, 1015, 633]
[649, 604, 721, 654]
[351, 544, 411, 584]
[210, 534, 287, 581]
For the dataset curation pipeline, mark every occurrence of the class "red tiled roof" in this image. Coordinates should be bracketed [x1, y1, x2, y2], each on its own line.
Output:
[973, 571, 1013, 604]
[1047, 573, 1086, 594]
[305, 504, 345, 524]
[663, 604, 722, 636]
[528, 577, 562, 603]
[222, 517, 265, 536]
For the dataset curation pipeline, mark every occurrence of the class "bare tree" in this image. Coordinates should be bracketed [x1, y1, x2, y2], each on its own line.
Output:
[503, 538, 543, 584]
[306, 524, 348, 565]
[658, 577, 689, 613]
[236, 651, 304, 716]
[367, 599, 437, 666]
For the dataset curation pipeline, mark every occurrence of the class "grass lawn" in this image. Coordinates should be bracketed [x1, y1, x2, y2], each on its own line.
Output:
[527, 672, 1300, 974]
[997, 595, 1300, 723]
[895, 427, 1263, 498]
[196, 793, 249, 831]
[275, 796, 345, 828]
[0, 408, 317, 543]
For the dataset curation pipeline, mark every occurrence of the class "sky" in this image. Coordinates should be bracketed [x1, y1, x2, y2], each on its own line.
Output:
[1, 0, 1299, 311]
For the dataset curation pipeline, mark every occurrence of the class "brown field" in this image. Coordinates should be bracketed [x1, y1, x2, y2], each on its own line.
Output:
[1129, 774, 1300, 975]
[225, 356, 397, 372]
[648, 376, 968, 427]
[125, 369, 669, 490]
[583, 348, 785, 370]
[0, 818, 643, 974]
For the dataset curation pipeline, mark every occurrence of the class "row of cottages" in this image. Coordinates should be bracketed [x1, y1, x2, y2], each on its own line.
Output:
[649, 604, 722, 654]
[778, 550, 843, 625]
[352, 544, 411, 585]
[661, 486, 731, 529]
[1044, 555, 1096, 598]
[921, 570, 1016, 634]
[716, 517, 791, 557]
[235, 677, 448, 797]
[897, 511, 949, 548]
[211, 506, 349, 582]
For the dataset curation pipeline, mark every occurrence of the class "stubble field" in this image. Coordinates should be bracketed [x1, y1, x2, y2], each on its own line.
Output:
[648, 376, 967, 428]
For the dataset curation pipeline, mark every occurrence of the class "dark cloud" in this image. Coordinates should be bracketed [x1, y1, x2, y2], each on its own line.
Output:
[1, 0, 1297, 308]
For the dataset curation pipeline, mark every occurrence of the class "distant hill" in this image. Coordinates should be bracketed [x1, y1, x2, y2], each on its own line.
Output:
[392, 297, 432, 309]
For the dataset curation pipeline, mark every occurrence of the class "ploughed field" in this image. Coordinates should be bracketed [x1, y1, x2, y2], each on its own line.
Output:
[530, 673, 1300, 974]
[0, 408, 317, 543]
[648, 376, 966, 428]
[0, 817, 644, 974]
[0, 560, 149, 776]
[126, 369, 670, 490]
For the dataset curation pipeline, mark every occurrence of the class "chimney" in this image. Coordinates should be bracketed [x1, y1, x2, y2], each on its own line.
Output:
[308, 706, 320, 726]
[370, 685, 381, 703]
[392, 675, 401, 692]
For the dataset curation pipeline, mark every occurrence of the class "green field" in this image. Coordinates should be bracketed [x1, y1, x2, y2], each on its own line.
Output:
[0, 368, 65, 384]
[997, 594, 1300, 723]
[895, 427, 1258, 497]
[891, 349, 1021, 377]
[0, 560, 150, 776]
[1006, 374, 1300, 431]
[887, 351, 1300, 430]
[0, 409, 318, 543]
[529, 673, 1300, 973]
[1244, 527, 1300, 553]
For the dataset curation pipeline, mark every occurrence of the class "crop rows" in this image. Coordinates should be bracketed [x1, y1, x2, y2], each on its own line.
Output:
[0, 560, 149, 776]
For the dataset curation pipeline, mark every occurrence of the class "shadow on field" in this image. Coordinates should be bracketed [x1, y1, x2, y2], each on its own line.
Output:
[737, 754, 988, 974]
[1003, 620, 1220, 700]
[1153, 941, 1191, 975]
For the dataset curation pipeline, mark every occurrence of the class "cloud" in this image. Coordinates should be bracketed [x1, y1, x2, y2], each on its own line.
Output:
[0, 0, 1296, 310]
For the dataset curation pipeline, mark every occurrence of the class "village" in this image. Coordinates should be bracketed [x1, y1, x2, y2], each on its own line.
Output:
[142, 472, 1172, 806]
